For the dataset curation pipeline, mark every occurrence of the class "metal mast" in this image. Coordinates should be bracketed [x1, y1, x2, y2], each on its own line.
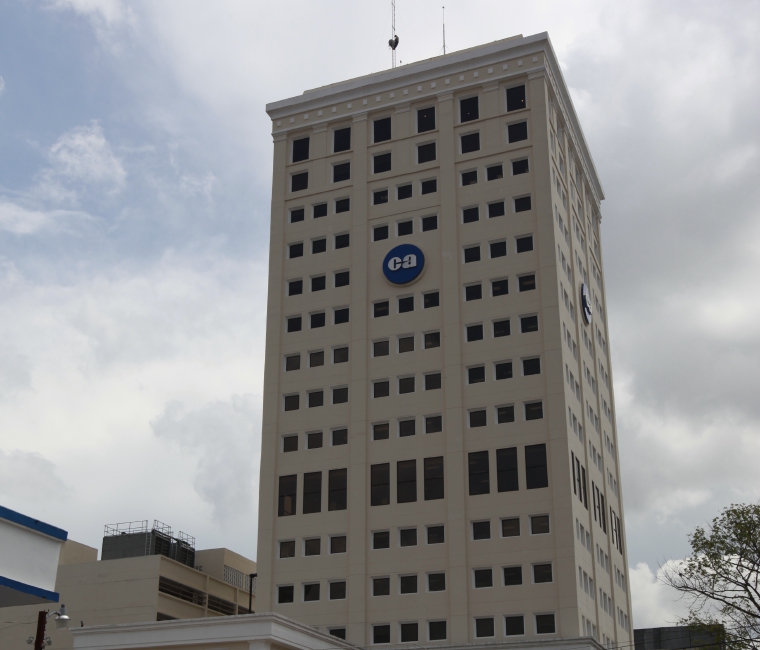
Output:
[442, 6, 446, 55]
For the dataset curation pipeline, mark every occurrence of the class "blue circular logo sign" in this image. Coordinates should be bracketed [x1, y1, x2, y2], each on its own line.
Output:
[382, 244, 425, 285]
[580, 283, 593, 325]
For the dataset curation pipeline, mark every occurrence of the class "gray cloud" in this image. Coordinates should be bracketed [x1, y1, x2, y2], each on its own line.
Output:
[0, 449, 69, 501]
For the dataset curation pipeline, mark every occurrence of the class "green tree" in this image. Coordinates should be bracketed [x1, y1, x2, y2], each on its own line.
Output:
[662, 503, 760, 649]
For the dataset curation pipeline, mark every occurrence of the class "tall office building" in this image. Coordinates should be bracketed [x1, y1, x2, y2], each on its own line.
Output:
[258, 32, 632, 648]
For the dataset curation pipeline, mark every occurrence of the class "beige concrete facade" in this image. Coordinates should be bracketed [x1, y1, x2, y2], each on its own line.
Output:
[258, 32, 632, 649]
[0, 540, 257, 649]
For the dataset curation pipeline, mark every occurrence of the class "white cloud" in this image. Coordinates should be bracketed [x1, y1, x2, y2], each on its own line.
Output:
[0, 201, 93, 235]
[629, 562, 690, 628]
[0, 450, 69, 502]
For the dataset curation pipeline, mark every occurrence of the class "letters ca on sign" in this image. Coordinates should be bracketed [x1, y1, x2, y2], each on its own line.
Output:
[387, 254, 417, 272]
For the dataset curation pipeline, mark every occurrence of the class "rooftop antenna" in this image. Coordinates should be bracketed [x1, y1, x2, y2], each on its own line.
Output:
[389, 0, 399, 68]
[442, 6, 446, 55]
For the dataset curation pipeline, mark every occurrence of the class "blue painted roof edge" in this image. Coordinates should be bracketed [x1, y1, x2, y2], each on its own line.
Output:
[0, 575, 60, 602]
[0, 505, 67, 541]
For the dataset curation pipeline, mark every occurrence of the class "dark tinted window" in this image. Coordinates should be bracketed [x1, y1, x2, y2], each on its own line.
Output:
[506, 85, 526, 112]
[311, 275, 325, 292]
[374, 340, 389, 356]
[533, 563, 553, 583]
[374, 153, 391, 174]
[373, 625, 390, 644]
[428, 573, 446, 592]
[304, 537, 320, 555]
[278, 585, 294, 603]
[278, 475, 296, 516]
[515, 196, 532, 212]
[487, 165, 503, 181]
[513, 158, 529, 175]
[502, 517, 520, 537]
[288, 280, 302, 296]
[328, 468, 347, 511]
[398, 376, 415, 394]
[427, 525, 445, 544]
[472, 520, 491, 540]
[373, 422, 389, 440]
[332, 429, 348, 446]
[291, 172, 308, 192]
[310, 313, 325, 329]
[307, 431, 323, 449]
[335, 271, 349, 287]
[476, 618, 495, 638]
[462, 170, 478, 186]
[498, 405, 515, 424]
[312, 238, 326, 254]
[289, 242, 303, 258]
[474, 569, 493, 589]
[468, 451, 489, 494]
[466, 324, 483, 342]
[283, 435, 298, 452]
[371, 463, 390, 506]
[503, 566, 523, 586]
[374, 301, 389, 317]
[488, 201, 505, 218]
[464, 246, 481, 263]
[373, 577, 390, 596]
[497, 447, 518, 492]
[492, 279, 509, 296]
[400, 622, 418, 641]
[521, 315, 539, 332]
[519, 274, 536, 291]
[523, 357, 541, 375]
[290, 208, 304, 223]
[491, 241, 507, 258]
[469, 410, 487, 428]
[333, 162, 350, 183]
[417, 107, 436, 132]
[334, 127, 351, 152]
[517, 235, 534, 252]
[463, 206, 479, 223]
[493, 319, 510, 337]
[374, 117, 391, 142]
[525, 402, 544, 421]
[334, 308, 349, 324]
[425, 373, 442, 390]
[422, 215, 438, 231]
[397, 459, 417, 503]
[373, 530, 390, 549]
[332, 386, 348, 403]
[508, 121, 528, 143]
[398, 220, 413, 236]
[373, 189, 388, 205]
[330, 535, 347, 553]
[292, 137, 309, 162]
[495, 362, 512, 380]
[465, 284, 482, 301]
[424, 457, 444, 500]
[398, 184, 412, 199]
[329, 581, 346, 600]
[425, 331, 441, 348]
[468, 366, 485, 384]
[424, 292, 439, 308]
[286, 316, 301, 332]
[460, 96, 479, 122]
[421, 178, 437, 194]
[398, 296, 414, 312]
[426, 415, 443, 433]
[309, 350, 324, 367]
[373, 381, 389, 398]
[308, 390, 323, 407]
[461, 132, 480, 153]
[335, 233, 350, 248]
[531, 515, 550, 534]
[525, 443, 548, 488]
[374, 225, 389, 241]
[536, 614, 556, 635]
[333, 346, 349, 362]
[335, 198, 350, 213]
[330, 629, 346, 640]
[505, 616, 525, 636]
[400, 573, 417, 591]
[429, 621, 447, 641]
[418, 142, 436, 163]
[280, 540, 295, 557]
[399, 419, 416, 437]
[313, 203, 327, 218]
[284, 394, 299, 411]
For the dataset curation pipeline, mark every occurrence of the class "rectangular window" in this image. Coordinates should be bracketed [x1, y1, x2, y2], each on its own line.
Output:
[461, 132, 480, 153]
[515, 195, 532, 212]
[516, 235, 534, 252]
[398, 296, 414, 312]
[312, 238, 326, 254]
[374, 152, 391, 174]
[526, 444, 548, 489]
[397, 460, 417, 503]
[373, 189, 388, 205]
[512, 158, 529, 175]
[487, 164, 503, 181]
[397, 183, 412, 199]
[422, 214, 438, 231]
[495, 362, 512, 380]
[462, 206, 479, 223]
[531, 515, 550, 534]
[329, 581, 346, 600]
[309, 350, 324, 367]
[460, 96, 479, 122]
[468, 451, 490, 495]
[278, 585, 294, 604]
[461, 170, 478, 186]
[329, 629, 346, 640]
[399, 419, 415, 437]
[521, 315, 538, 332]
[494, 319, 511, 337]
[330, 535, 347, 553]
[373, 340, 389, 357]
[466, 324, 484, 342]
[284, 394, 299, 411]
[474, 570, 493, 589]
[371, 464, 390, 506]
[427, 525, 445, 544]
[373, 381, 390, 398]
[333, 346, 349, 363]
[464, 245, 481, 263]
[506, 85, 526, 112]
[374, 117, 391, 142]
[518, 274, 536, 291]
[492, 278, 508, 295]
[332, 387, 348, 404]
[488, 201, 505, 218]
[311, 275, 325, 292]
[428, 573, 446, 592]
[469, 409, 487, 428]
[307, 431, 323, 449]
[425, 331, 441, 348]
[426, 415, 442, 433]
[425, 373, 442, 390]
[400, 574, 417, 592]
[373, 530, 390, 549]
[333, 162, 350, 183]
[424, 291, 439, 308]
[468, 366, 485, 384]
[285, 354, 300, 371]
[397, 220, 413, 236]
[373, 422, 390, 441]
[490, 241, 507, 258]
[503, 566, 523, 586]
[525, 401, 544, 420]
[535, 614, 556, 635]
[374, 301, 389, 317]
[417, 142, 436, 163]
[291, 172, 308, 192]
[421, 178, 437, 194]
[335, 270, 350, 288]
[286, 316, 301, 333]
[424, 457, 444, 500]
[278, 475, 296, 516]
[399, 336, 415, 354]
[334, 308, 349, 324]
[334, 127, 351, 152]
[335, 232, 350, 248]
[505, 615, 525, 636]
[417, 107, 436, 132]
[496, 447, 518, 492]
[332, 428, 348, 446]
[400, 622, 418, 641]
[313, 203, 327, 218]
[429, 621, 447, 641]
[523, 357, 541, 376]
[472, 520, 491, 540]
[373, 625, 390, 645]
[508, 121, 528, 143]
[398, 376, 415, 394]
[292, 137, 309, 162]
[373, 577, 390, 596]
[289, 242, 303, 258]
[310, 313, 325, 329]
[400, 528, 418, 547]
[502, 517, 520, 537]
[290, 207, 305, 223]
[465, 284, 482, 301]
[327, 469, 347, 511]
[302, 471, 322, 514]
[304, 537, 321, 556]
[373, 224, 389, 241]
[283, 435, 298, 452]
[280, 540, 295, 558]
[497, 405, 515, 423]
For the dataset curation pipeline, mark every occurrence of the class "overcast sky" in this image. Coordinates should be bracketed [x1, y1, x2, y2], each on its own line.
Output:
[1, 0, 759, 629]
